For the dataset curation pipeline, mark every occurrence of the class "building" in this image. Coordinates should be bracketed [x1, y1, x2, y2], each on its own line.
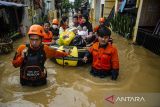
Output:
[90, 0, 115, 22]
[90, 0, 159, 40]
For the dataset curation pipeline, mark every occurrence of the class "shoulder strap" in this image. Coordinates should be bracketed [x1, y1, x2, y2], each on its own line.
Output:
[39, 44, 46, 61]
[25, 43, 30, 48]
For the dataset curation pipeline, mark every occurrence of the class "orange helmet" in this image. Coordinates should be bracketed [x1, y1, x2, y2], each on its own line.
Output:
[52, 19, 59, 25]
[28, 25, 44, 37]
[99, 18, 105, 23]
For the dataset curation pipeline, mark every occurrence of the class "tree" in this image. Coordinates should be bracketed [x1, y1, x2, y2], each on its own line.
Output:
[74, 0, 83, 12]
[61, 0, 72, 14]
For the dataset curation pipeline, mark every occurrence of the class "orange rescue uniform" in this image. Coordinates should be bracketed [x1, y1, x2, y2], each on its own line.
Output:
[88, 42, 119, 71]
[42, 31, 53, 43]
[12, 44, 67, 68]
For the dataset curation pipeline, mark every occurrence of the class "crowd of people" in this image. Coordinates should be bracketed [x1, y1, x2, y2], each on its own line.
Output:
[12, 12, 119, 86]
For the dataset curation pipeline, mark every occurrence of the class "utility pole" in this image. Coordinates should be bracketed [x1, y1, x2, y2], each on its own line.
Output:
[30, 0, 33, 24]
[101, 0, 104, 17]
[46, 0, 51, 21]
[46, 0, 51, 14]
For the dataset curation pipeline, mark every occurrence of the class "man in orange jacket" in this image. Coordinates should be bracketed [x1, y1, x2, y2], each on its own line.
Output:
[12, 24, 68, 86]
[42, 21, 55, 44]
[83, 27, 119, 80]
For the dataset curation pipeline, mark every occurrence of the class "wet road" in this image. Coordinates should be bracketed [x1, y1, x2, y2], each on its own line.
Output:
[0, 33, 160, 107]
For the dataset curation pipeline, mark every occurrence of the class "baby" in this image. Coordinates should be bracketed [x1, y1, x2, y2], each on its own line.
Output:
[77, 26, 88, 39]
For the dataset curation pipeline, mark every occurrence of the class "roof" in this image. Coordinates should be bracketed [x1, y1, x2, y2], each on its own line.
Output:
[0, 1, 27, 7]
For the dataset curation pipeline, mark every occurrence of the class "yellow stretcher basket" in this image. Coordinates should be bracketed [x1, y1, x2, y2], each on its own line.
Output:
[56, 46, 78, 66]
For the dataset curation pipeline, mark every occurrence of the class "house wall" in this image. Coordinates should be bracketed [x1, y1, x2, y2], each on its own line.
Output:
[103, 0, 115, 18]
[139, 0, 160, 26]
[95, 0, 101, 22]
[133, 0, 160, 42]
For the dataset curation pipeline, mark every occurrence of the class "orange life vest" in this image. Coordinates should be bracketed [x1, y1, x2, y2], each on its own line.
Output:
[90, 42, 119, 71]
[43, 31, 53, 42]
[20, 44, 46, 81]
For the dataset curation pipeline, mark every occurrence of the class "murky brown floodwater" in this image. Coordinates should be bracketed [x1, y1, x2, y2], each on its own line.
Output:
[0, 32, 160, 107]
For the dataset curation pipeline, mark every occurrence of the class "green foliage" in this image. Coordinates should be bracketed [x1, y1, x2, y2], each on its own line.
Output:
[34, 15, 48, 24]
[110, 13, 134, 39]
[61, 0, 72, 13]
[74, 0, 83, 11]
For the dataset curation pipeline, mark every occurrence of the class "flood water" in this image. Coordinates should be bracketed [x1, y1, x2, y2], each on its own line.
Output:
[0, 33, 160, 107]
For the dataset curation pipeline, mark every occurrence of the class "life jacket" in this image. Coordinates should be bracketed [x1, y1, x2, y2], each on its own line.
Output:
[43, 31, 53, 43]
[91, 43, 113, 71]
[20, 44, 47, 81]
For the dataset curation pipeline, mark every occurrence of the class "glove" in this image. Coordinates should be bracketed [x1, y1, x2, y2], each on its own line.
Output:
[111, 69, 119, 80]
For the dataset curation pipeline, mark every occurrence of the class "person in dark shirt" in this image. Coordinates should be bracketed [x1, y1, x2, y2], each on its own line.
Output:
[72, 15, 80, 28]
[59, 16, 69, 34]
[80, 14, 95, 44]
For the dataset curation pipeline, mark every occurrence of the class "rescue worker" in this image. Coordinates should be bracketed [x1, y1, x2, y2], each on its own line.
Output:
[94, 17, 113, 44]
[50, 19, 59, 40]
[42, 22, 55, 44]
[12, 25, 68, 86]
[94, 18, 106, 33]
[83, 27, 119, 80]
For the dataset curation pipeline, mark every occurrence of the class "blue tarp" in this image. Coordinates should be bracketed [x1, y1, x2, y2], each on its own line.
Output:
[119, 0, 126, 13]
[0, 1, 26, 7]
